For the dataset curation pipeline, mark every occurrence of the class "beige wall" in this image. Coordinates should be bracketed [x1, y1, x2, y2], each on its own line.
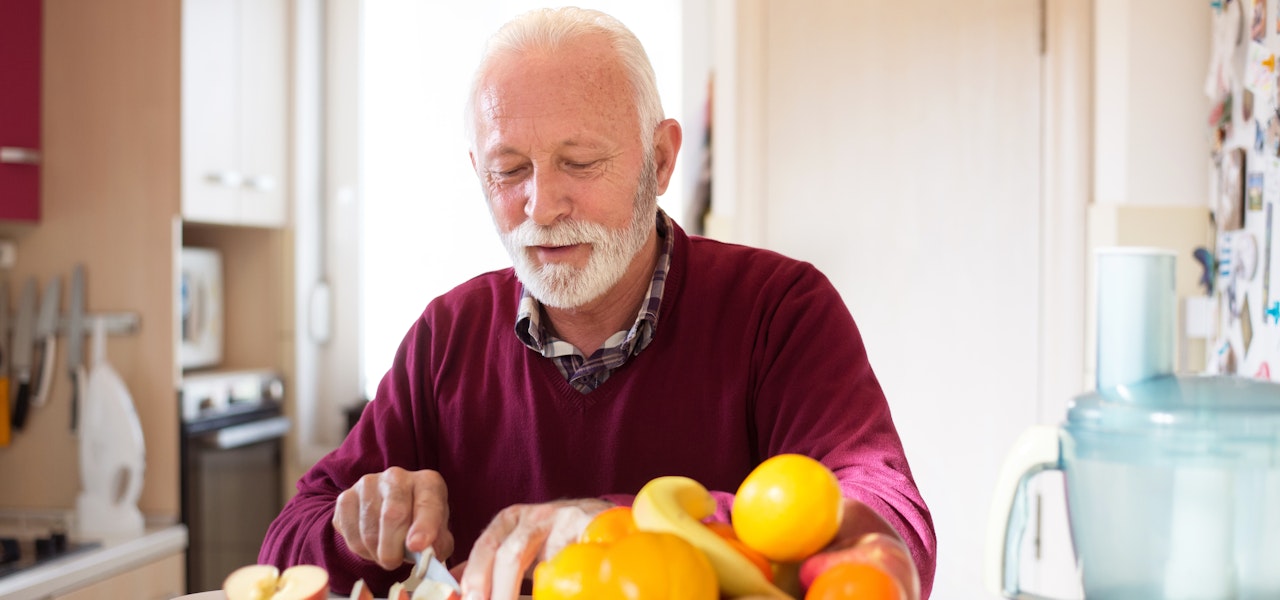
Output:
[0, 0, 182, 516]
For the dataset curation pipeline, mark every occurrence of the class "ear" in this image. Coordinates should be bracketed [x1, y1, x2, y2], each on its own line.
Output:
[651, 119, 683, 195]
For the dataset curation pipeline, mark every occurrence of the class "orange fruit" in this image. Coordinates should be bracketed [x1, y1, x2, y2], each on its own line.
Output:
[532, 542, 608, 600]
[598, 531, 718, 600]
[705, 521, 774, 582]
[804, 562, 901, 600]
[579, 506, 637, 545]
[731, 454, 844, 562]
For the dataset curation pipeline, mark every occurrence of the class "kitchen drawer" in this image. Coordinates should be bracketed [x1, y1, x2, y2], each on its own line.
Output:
[51, 552, 184, 600]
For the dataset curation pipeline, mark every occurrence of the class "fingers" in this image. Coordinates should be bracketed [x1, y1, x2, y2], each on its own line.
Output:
[331, 467, 451, 572]
[460, 499, 612, 600]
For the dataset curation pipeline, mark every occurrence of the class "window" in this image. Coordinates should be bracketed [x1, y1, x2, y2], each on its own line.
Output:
[359, 1, 686, 399]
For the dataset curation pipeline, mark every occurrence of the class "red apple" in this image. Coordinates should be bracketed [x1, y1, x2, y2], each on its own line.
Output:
[349, 578, 374, 600]
[798, 533, 917, 598]
[410, 580, 461, 600]
[223, 564, 329, 600]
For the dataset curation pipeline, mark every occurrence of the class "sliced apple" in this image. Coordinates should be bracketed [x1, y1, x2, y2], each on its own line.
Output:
[388, 581, 411, 600]
[411, 580, 461, 600]
[223, 564, 329, 600]
[349, 578, 374, 600]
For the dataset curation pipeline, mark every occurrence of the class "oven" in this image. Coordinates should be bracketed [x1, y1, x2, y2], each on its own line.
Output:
[180, 369, 288, 593]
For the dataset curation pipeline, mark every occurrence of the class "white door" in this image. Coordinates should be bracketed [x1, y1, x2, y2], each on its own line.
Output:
[713, 1, 1069, 597]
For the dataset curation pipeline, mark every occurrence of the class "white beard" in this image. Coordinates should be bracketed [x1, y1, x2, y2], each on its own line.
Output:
[499, 157, 658, 309]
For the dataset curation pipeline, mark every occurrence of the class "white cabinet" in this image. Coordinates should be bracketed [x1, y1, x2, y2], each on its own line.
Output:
[181, 0, 288, 227]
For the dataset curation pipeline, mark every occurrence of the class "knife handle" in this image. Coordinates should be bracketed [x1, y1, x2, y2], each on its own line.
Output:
[11, 381, 30, 430]
[0, 377, 10, 446]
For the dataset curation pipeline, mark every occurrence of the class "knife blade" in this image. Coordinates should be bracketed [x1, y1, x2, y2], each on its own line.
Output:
[10, 278, 37, 430]
[0, 280, 10, 447]
[404, 546, 461, 595]
[67, 266, 85, 431]
[30, 275, 60, 408]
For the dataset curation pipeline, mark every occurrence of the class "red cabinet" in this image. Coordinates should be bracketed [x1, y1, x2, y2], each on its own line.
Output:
[0, 0, 42, 221]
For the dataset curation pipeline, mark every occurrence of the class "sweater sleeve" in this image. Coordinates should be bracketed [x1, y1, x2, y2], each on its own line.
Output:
[258, 317, 437, 596]
[749, 263, 938, 597]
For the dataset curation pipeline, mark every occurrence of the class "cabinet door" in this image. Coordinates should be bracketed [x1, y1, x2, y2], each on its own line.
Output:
[181, 0, 287, 227]
[0, 0, 42, 222]
[237, 0, 288, 227]
[182, 0, 241, 225]
[53, 552, 185, 600]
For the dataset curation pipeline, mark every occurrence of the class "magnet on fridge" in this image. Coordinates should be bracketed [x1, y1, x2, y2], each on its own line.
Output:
[1235, 231, 1260, 280]
[1248, 172, 1265, 209]
[1242, 295, 1255, 354]
[1266, 301, 1280, 322]
[1252, 0, 1267, 42]
[1219, 148, 1247, 230]
[1257, 362, 1272, 380]
[1195, 247, 1216, 294]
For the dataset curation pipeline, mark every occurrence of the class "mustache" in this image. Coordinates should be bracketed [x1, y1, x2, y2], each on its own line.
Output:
[505, 218, 610, 248]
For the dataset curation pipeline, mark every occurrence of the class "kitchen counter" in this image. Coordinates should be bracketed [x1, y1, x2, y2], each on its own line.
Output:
[0, 524, 187, 600]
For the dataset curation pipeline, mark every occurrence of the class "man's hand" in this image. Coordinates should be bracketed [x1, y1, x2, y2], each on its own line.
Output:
[460, 498, 613, 600]
[332, 467, 455, 571]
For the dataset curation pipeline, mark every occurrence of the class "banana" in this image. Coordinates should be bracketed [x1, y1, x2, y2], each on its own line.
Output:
[632, 476, 792, 599]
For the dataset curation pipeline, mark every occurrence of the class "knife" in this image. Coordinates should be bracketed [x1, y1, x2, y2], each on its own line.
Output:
[30, 275, 60, 409]
[0, 280, 10, 447]
[404, 546, 462, 596]
[67, 266, 85, 432]
[10, 278, 37, 430]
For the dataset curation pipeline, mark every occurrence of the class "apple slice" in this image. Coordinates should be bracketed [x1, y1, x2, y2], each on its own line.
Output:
[411, 580, 461, 600]
[223, 564, 329, 600]
[349, 578, 374, 600]
[388, 581, 411, 600]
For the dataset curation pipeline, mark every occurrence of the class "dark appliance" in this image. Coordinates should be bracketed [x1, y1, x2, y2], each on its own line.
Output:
[0, 511, 99, 580]
[180, 369, 288, 593]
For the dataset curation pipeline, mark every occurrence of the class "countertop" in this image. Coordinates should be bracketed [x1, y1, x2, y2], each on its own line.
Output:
[0, 524, 187, 600]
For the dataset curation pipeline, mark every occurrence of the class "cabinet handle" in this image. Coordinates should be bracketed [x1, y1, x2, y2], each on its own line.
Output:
[0, 147, 41, 164]
[244, 174, 278, 191]
[205, 171, 244, 187]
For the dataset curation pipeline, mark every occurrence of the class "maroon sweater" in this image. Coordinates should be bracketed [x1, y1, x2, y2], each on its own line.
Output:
[260, 223, 936, 596]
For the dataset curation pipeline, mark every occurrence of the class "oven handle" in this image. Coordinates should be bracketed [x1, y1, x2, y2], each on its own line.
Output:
[202, 416, 292, 449]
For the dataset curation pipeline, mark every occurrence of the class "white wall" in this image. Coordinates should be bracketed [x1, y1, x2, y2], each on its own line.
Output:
[1095, 0, 1211, 207]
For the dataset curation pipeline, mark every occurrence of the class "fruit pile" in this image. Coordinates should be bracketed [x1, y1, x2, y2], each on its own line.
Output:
[222, 454, 906, 600]
[533, 454, 905, 600]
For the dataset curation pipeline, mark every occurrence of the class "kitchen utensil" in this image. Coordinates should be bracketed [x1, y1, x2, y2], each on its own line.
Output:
[987, 248, 1280, 600]
[404, 546, 461, 595]
[10, 278, 37, 430]
[30, 275, 60, 408]
[0, 280, 10, 447]
[66, 265, 85, 431]
[74, 319, 145, 542]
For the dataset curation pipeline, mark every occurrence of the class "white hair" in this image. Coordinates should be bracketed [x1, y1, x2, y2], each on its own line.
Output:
[463, 7, 664, 152]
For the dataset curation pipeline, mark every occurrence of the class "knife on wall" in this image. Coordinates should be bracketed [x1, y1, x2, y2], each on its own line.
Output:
[10, 278, 37, 430]
[67, 266, 85, 432]
[0, 280, 10, 447]
[30, 275, 61, 409]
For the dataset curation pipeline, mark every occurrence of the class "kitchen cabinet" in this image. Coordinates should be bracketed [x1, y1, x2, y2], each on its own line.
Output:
[51, 552, 184, 600]
[181, 0, 288, 228]
[0, 0, 42, 222]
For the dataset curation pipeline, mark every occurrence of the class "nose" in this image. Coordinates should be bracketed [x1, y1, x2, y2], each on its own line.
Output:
[525, 167, 571, 227]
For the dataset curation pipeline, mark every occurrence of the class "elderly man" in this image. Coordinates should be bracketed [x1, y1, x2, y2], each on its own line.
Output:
[260, 7, 935, 599]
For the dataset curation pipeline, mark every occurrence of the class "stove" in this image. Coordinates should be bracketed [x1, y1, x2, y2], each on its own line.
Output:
[0, 511, 100, 579]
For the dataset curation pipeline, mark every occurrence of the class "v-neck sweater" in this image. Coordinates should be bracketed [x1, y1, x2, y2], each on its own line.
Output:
[260, 221, 936, 597]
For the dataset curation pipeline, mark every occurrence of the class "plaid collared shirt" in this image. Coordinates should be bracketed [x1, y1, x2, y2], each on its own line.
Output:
[514, 210, 673, 393]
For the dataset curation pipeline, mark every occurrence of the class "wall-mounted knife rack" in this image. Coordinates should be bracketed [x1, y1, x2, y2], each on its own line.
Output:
[5, 312, 140, 337]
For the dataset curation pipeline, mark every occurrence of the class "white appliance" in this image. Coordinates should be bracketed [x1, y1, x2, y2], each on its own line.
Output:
[180, 247, 223, 369]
